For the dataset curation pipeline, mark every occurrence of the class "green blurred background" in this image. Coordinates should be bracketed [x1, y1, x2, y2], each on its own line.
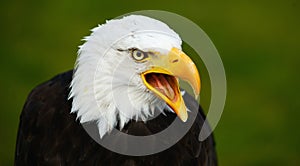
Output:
[0, 0, 299, 165]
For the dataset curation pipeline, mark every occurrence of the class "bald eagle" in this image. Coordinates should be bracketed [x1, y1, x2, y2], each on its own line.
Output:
[15, 15, 217, 165]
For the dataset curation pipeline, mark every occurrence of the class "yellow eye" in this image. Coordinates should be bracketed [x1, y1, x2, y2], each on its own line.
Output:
[132, 49, 148, 61]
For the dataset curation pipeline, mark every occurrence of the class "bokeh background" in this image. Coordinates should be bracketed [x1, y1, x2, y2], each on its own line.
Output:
[1, 0, 299, 165]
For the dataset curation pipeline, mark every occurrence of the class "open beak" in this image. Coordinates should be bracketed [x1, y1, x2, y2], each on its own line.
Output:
[141, 47, 200, 122]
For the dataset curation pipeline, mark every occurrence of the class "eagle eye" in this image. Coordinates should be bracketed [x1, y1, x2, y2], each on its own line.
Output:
[131, 49, 148, 61]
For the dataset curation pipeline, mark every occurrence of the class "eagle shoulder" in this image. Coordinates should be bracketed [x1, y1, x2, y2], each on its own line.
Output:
[15, 70, 217, 166]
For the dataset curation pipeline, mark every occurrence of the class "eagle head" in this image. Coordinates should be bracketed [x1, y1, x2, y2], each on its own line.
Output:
[69, 15, 200, 138]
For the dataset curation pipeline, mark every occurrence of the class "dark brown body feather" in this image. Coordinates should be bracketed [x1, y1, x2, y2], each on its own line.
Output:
[15, 70, 217, 166]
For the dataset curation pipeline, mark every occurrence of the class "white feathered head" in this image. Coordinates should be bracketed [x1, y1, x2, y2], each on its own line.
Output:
[69, 15, 200, 137]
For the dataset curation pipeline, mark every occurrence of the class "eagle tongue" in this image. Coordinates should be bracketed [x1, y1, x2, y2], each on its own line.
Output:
[149, 74, 175, 101]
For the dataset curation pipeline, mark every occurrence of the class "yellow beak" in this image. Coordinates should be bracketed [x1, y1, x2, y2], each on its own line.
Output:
[141, 47, 200, 122]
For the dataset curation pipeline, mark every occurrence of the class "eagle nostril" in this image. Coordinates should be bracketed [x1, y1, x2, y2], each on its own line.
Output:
[171, 59, 179, 63]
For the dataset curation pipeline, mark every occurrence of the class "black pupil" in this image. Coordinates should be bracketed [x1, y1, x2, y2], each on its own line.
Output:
[136, 51, 142, 57]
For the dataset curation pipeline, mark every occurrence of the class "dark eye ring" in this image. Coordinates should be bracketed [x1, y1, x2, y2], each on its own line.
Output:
[131, 49, 148, 61]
